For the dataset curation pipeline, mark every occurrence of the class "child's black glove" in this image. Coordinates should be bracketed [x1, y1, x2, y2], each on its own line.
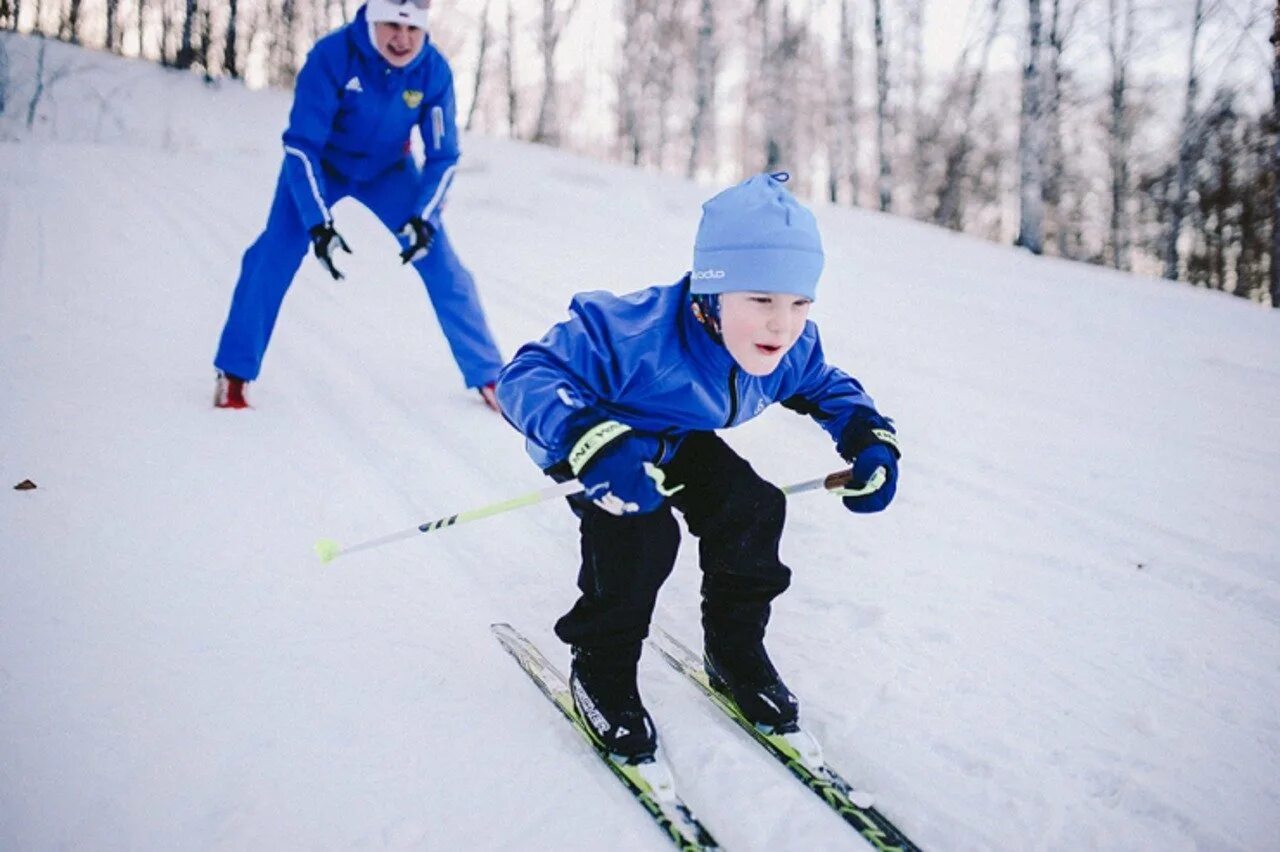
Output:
[568, 421, 682, 515]
[398, 216, 436, 264]
[309, 223, 352, 280]
[836, 409, 900, 514]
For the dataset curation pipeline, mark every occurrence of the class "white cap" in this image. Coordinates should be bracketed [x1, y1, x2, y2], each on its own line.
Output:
[366, 0, 430, 29]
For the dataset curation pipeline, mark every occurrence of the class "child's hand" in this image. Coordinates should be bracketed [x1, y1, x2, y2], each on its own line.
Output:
[836, 408, 901, 514]
[838, 444, 898, 513]
[569, 421, 682, 515]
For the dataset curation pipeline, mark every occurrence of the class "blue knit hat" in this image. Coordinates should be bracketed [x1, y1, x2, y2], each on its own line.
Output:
[690, 172, 824, 300]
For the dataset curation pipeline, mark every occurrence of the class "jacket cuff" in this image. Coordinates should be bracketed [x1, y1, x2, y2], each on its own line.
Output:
[837, 409, 900, 461]
[567, 421, 632, 476]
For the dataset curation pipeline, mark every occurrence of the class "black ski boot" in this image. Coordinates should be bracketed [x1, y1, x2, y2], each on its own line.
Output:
[704, 637, 799, 733]
[569, 644, 657, 762]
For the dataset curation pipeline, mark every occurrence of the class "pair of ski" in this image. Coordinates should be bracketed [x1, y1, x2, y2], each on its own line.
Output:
[492, 623, 920, 851]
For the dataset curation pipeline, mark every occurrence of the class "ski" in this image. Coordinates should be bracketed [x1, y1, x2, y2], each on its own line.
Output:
[648, 625, 921, 852]
[491, 623, 720, 851]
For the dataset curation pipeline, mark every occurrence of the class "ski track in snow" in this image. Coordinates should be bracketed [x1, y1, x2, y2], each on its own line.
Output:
[3, 34, 1280, 851]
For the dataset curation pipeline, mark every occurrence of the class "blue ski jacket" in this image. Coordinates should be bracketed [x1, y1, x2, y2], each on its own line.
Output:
[281, 5, 460, 230]
[496, 278, 884, 470]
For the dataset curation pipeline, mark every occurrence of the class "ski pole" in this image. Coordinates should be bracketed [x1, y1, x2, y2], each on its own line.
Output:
[314, 479, 583, 563]
[314, 466, 885, 564]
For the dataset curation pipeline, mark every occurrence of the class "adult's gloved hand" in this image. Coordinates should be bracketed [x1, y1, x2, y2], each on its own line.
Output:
[309, 223, 352, 280]
[835, 408, 901, 514]
[569, 421, 683, 516]
[398, 216, 436, 264]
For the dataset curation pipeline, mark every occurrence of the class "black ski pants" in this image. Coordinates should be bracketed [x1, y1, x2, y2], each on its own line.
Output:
[553, 431, 792, 654]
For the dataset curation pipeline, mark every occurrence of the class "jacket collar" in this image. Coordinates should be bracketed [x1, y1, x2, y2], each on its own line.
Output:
[676, 275, 737, 376]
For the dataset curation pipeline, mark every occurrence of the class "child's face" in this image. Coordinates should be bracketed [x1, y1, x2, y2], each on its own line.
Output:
[718, 291, 813, 376]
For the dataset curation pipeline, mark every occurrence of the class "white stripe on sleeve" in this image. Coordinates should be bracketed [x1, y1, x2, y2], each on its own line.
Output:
[419, 164, 457, 222]
[283, 145, 331, 225]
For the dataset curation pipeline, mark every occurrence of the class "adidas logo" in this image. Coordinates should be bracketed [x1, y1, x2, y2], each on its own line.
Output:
[344, 76, 363, 92]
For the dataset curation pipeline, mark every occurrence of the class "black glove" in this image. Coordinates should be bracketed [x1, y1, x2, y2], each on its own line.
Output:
[309, 223, 352, 280]
[835, 408, 901, 514]
[398, 216, 436, 264]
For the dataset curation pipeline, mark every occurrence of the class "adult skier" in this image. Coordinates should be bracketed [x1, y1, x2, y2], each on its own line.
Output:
[495, 173, 901, 762]
[213, 0, 503, 410]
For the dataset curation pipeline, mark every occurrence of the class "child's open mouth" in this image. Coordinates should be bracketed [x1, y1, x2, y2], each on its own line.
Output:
[755, 344, 782, 355]
[388, 44, 412, 58]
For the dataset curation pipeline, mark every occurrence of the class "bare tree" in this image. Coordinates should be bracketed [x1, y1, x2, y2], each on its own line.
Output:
[531, 0, 582, 145]
[136, 0, 147, 60]
[1104, 0, 1136, 270]
[904, 0, 926, 213]
[0, 37, 8, 114]
[159, 0, 177, 64]
[616, 0, 643, 163]
[1016, 0, 1046, 253]
[504, 0, 518, 138]
[64, 0, 82, 43]
[934, 0, 1004, 229]
[175, 0, 199, 69]
[223, 0, 240, 78]
[827, 0, 858, 203]
[466, 0, 492, 130]
[872, 0, 891, 210]
[1043, 0, 1082, 257]
[767, 0, 803, 172]
[1271, 0, 1279, 307]
[1, 0, 15, 32]
[1163, 0, 1207, 280]
[104, 0, 120, 50]
[687, 0, 717, 177]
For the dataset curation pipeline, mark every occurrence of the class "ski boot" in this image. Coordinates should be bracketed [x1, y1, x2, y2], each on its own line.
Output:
[704, 636, 799, 733]
[569, 644, 657, 762]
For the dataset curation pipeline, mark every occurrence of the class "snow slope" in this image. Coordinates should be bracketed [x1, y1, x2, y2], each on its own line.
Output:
[3, 35, 1279, 851]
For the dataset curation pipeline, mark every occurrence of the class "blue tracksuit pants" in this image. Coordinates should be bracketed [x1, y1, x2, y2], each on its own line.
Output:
[214, 159, 503, 388]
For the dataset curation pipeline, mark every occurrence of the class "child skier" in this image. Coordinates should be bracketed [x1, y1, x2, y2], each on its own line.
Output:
[213, 0, 503, 411]
[495, 173, 901, 762]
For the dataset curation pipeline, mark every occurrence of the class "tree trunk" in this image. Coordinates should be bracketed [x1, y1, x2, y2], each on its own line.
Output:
[905, 0, 925, 214]
[1105, 0, 1134, 271]
[1270, 0, 1279, 307]
[1163, 0, 1205, 280]
[175, 0, 198, 69]
[616, 0, 644, 165]
[1044, 0, 1069, 256]
[65, 0, 82, 43]
[223, 0, 239, 78]
[935, 0, 1003, 229]
[687, 0, 715, 178]
[532, 0, 580, 146]
[465, 0, 492, 131]
[829, 0, 858, 205]
[504, 0, 518, 138]
[104, 0, 119, 49]
[1016, 0, 1045, 254]
[872, 0, 891, 211]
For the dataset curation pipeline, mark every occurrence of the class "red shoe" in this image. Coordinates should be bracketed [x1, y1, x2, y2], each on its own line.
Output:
[478, 382, 500, 413]
[214, 372, 250, 409]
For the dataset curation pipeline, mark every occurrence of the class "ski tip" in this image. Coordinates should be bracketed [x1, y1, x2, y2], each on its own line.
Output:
[314, 538, 342, 563]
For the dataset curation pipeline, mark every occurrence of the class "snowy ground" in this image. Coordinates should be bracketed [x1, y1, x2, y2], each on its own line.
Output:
[3, 35, 1280, 851]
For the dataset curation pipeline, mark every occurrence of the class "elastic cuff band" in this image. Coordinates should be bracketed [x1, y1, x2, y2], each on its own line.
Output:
[568, 420, 632, 476]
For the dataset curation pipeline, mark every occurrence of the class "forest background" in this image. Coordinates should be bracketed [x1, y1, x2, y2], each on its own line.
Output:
[1, 0, 1276, 306]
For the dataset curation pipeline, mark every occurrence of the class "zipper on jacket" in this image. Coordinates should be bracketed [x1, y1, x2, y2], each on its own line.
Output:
[723, 366, 740, 428]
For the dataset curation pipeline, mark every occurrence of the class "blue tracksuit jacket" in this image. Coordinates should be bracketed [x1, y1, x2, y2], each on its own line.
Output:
[214, 5, 502, 388]
[495, 278, 882, 471]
